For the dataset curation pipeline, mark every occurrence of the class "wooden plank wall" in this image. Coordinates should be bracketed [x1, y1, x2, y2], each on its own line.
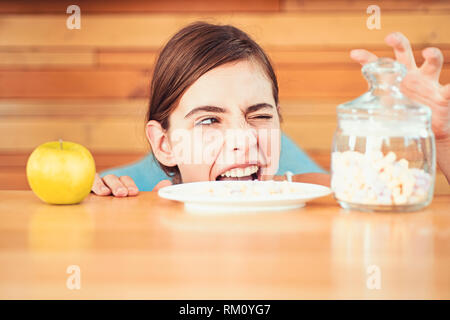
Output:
[0, 0, 449, 193]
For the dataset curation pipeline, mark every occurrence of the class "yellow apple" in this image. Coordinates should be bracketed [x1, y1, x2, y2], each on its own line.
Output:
[26, 140, 96, 204]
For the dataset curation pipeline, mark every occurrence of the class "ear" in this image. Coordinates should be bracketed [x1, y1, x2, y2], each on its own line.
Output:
[146, 120, 177, 167]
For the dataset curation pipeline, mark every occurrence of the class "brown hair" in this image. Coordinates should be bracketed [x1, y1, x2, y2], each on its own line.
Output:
[147, 21, 279, 181]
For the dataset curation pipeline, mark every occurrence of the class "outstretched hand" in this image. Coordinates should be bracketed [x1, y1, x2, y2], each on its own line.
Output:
[350, 32, 449, 140]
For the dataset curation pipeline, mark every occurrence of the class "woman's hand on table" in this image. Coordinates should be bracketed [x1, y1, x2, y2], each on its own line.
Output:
[350, 32, 450, 182]
[91, 173, 139, 197]
[271, 173, 331, 187]
[152, 180, 173, 192]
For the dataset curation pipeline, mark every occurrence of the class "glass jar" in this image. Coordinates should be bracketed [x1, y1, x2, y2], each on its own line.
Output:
[331, 58, 436, 212]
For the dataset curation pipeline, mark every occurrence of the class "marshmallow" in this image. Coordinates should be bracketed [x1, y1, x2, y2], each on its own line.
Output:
[331, 150, 431, 206]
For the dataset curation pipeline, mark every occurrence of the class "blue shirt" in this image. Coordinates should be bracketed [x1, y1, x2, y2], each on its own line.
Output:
[100, 133, 326, 191]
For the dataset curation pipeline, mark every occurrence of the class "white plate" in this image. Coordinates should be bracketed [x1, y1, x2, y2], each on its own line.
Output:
[158, 180, 332, 213]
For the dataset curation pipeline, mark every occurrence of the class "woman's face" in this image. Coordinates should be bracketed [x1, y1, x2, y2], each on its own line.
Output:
[158, 59, 281, 182]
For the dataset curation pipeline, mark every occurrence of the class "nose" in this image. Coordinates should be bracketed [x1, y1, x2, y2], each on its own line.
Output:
[224, 126, 258, 154]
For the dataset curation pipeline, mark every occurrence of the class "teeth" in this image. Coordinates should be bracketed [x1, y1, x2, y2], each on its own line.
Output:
[220, 165, 258, 178]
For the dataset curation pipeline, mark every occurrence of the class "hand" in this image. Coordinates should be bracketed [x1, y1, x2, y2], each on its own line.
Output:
[350, 32, 450, 140]
[152, 179, 172, 192]
[272, 173, 331, 187]
[91, 173, 139, 197]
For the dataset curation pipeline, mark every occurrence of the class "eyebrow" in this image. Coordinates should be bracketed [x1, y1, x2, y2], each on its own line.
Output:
[184, 103, 274, 119]
[246, 103, 274, 114]
[184, 106, 226, 119]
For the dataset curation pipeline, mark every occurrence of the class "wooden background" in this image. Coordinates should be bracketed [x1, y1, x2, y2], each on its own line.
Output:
[0, 0, 449, 194]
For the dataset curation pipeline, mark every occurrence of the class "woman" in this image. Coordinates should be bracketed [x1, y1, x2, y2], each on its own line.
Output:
[91, 22, 450, 197]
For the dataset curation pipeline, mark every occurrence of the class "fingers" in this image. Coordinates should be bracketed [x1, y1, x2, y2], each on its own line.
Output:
[440, 84, 450, 100]
[102, 174, 128, 197]
[152, 179, 172, 192]
[119, 176, 139, 196]
[350, 49, 378, 65]
[91, 173, 111, 196]
[91, 174, 140, 197]
[292, 173, 331, 187]
[420, 47, 444, 81]
[385, 32, 417, 69]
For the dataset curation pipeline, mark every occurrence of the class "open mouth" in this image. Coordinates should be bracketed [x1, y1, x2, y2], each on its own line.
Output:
[215, 165, 260, 181]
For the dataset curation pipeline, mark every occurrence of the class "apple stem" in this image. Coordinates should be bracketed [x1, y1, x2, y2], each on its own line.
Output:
[59, 138, 63, 150]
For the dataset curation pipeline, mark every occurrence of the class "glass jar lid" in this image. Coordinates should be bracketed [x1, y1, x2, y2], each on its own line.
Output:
[337, 57, 431, 119]
[336, 58, 432, 137]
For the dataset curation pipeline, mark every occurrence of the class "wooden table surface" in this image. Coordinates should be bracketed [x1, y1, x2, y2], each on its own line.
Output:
[0, 190, 449, 299]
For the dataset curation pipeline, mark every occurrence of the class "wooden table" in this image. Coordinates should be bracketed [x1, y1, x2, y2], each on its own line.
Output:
[0, 190, 449, 299]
